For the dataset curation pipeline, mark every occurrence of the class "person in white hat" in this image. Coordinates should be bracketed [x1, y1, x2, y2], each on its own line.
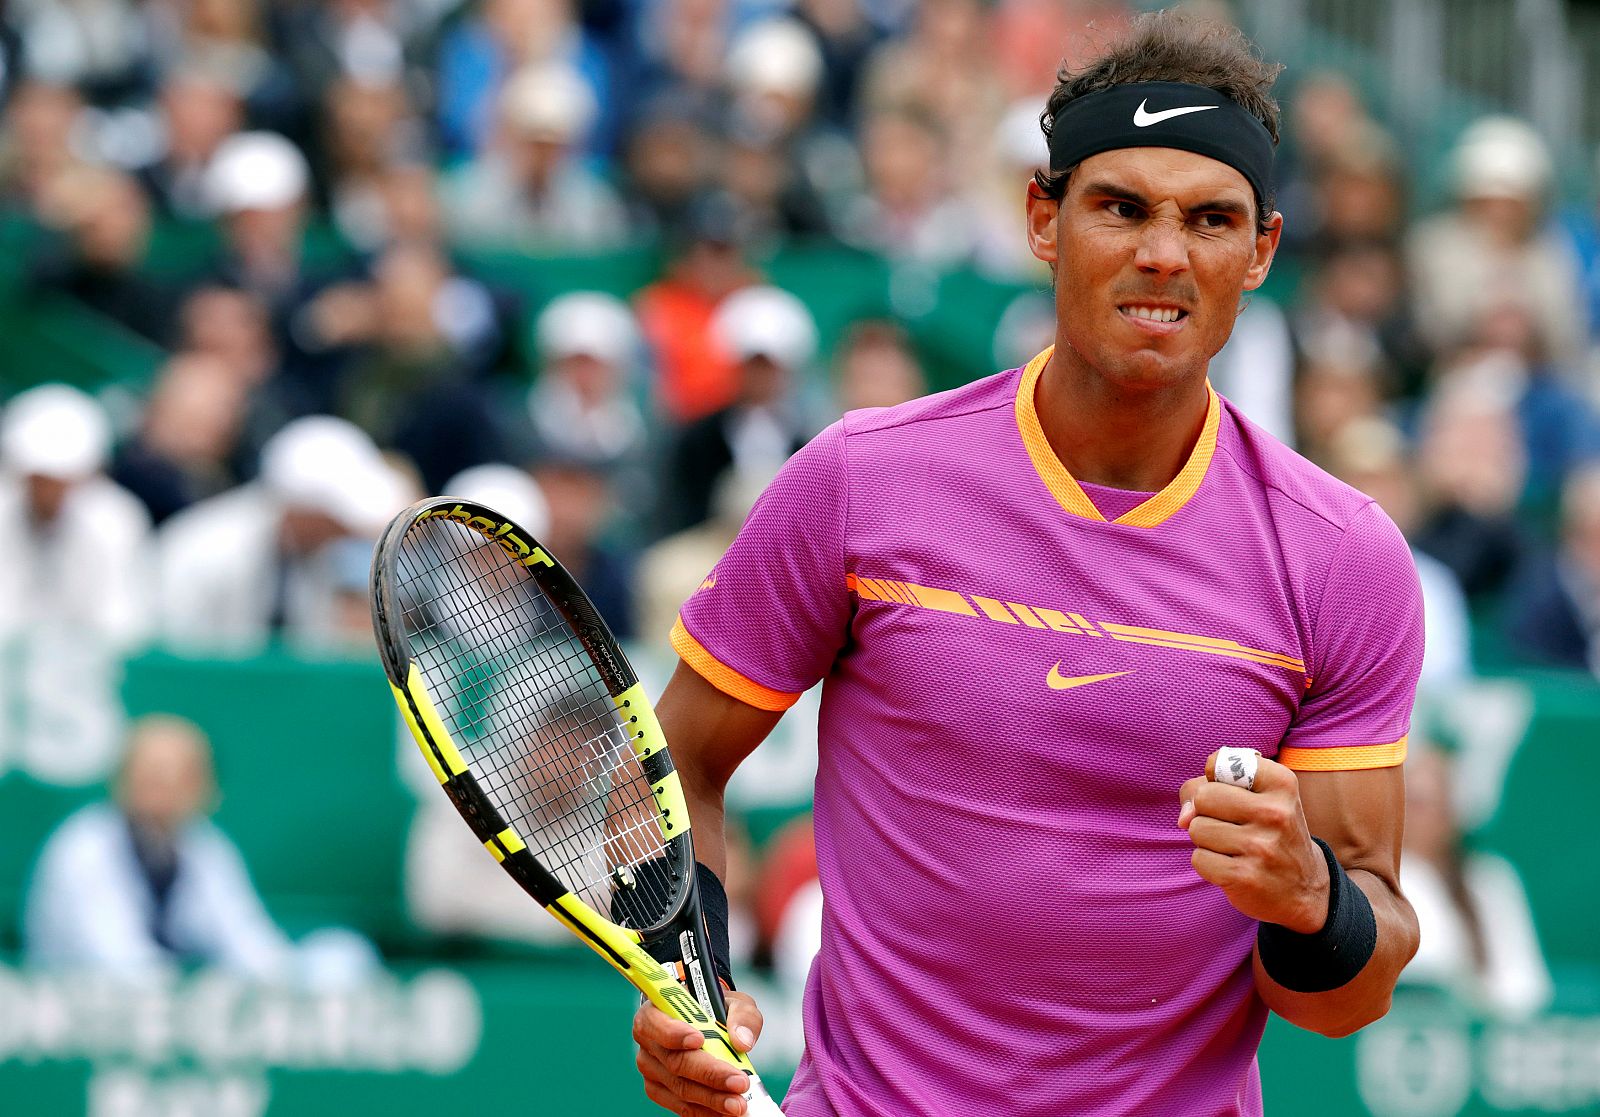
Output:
[443, 62, 625, 252]
[527, 291, 648, 472]
[0, 383, 154, 784]
[1406, 115, 1588, 372]
[155, 415, 412, 655]
[659, 285, 818, 535]
[204, 131, 313, 303]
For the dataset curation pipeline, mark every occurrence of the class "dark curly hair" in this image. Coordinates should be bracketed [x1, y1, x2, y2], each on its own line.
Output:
[1034, 10, 1283, 233]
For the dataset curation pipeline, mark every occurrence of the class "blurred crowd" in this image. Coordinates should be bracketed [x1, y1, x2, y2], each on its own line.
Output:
[2, 0, 1600, 1010]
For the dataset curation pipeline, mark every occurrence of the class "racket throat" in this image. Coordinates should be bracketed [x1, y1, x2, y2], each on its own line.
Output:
[679, 927, 714, 1016]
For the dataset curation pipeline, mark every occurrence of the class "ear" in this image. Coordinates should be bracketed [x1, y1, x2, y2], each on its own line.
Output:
[1242, 211, 1283, 292]
[1025, 185, 1060, 266]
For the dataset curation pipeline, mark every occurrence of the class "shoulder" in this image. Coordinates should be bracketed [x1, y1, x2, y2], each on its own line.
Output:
[837, 367, 1020, 445]
[1214, 398, 1387, 539]
[38, 804, 124, 866]
[161, 485, 274, 543]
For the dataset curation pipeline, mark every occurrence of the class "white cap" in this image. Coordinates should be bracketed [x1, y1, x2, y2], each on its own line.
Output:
[997, 97, 1049, 169]
[1453, 116, 1551, 200]
[501, 64, 597, 142]
[537, 291, 637, 364]
[442, 463, 550, 539]
[711, 285, 818, 371]
[206, 131, 310, 213]
[726, 19, 823, 98]
[258, 416, 402, 533]
[0, 383, 111, 479]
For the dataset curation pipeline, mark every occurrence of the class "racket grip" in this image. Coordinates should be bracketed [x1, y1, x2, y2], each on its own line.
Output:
[742, 1076, 786, 1116]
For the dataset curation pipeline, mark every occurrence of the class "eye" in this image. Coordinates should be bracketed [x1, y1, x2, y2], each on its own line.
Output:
[1195, 212, 1234, 229]
[1110, 200, 1143, 219]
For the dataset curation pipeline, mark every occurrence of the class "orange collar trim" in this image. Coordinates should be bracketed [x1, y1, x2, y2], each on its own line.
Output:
[1013, 347, 1220, 529]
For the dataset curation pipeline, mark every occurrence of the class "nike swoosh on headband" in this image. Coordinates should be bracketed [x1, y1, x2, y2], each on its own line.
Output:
[1132, 100, 1219, 127]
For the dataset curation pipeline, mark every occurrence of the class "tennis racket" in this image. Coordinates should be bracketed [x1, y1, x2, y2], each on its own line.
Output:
[370, 497, 782, 1114]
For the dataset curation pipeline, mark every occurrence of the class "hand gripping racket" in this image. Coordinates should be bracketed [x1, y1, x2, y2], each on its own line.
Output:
[371, 497, 782, 1114]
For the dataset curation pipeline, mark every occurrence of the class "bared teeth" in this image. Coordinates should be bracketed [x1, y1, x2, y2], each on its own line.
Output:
[1121, 306, 1184, 323]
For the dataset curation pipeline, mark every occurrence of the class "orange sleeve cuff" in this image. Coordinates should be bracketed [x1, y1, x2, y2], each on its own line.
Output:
[1278, 737, 1408, 772]
[669, 617, 802, 712]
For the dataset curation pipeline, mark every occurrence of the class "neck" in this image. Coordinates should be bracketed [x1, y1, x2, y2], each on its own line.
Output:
[1035, 346, 1210, 492]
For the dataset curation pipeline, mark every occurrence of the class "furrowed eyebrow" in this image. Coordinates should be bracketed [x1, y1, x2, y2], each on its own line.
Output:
[1081, 180, 1252, 221]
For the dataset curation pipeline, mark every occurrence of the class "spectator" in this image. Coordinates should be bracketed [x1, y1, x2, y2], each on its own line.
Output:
[1503, 463, 1600, 673]
[1275, 72, 1401, 260]
[155, 415, 408, 655]
[0, 383, 152, 653]
[531, 449, 634, 638]
[832, 318, 926, 414]
[111, 353, 252, 526]
[1407, 116, 1588, 375]
[840, 107, 982, 267]
[971, 97, 1052, 281]
[203, 130, 360, 414]
[136, 68, 245, 221]
[336, 239, 509, 491]
[0, 384, 152, 783]
[435, 0, 610, 160]
[634, 194, 759, 423]
[1292, 345, 1386, 469]
[1443, 304, 1600, 513]
[527, 291, 648, 473]
[0, 81, 90, 215]
[860, 0, 1003, 196]
[28, 163, 177, 344]
[1411, 369, 1530, 600]
[443, 62, 625, 252]
[24, 714, 296, 978]
[1325, 417, 1472, 691]
[316, 76, 430, 253]
[1292, 240, 1430, 398]
[791, 0, 883, 131]
[1399, 745, 1552, 1017]
[660, 284, 816, 535]
[618, 92, 721, 240]
[146, 0, 288, 116]
[10, 0, 153, 103]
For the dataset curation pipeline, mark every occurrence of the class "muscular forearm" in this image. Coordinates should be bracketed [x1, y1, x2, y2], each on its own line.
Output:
[1254, 867, 1419, 1037]
[653, 661, 783, 881]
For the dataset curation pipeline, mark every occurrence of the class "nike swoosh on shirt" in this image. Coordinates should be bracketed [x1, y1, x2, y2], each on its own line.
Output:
[1046, 665, 1134, 690]
[1133, 100, 1219, 127]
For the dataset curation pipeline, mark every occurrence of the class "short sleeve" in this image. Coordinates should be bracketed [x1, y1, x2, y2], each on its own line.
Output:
[1279, 501, 1425, 771]
[672, 422, 851, 710]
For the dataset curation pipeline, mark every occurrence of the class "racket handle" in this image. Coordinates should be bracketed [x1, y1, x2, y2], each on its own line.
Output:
[742, 1075, 786, 1115]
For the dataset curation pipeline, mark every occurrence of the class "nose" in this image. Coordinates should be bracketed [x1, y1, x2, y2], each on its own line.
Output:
[1134, 217, 1190, 280]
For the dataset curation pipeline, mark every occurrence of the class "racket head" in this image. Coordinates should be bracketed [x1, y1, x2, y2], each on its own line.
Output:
[369, 497, 695, 939]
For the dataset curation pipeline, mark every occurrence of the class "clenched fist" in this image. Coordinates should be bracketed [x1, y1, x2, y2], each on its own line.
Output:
[1178, 750, 1331, 934]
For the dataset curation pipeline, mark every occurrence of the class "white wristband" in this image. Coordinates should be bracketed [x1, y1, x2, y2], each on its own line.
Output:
[1213, 747, 1260, 791]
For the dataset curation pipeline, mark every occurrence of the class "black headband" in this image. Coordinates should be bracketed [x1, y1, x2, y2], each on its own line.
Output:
[1046, 81, 1275, 209]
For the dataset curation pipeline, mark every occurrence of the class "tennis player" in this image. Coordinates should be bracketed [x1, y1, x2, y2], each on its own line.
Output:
[635, 12, 1423, 1115]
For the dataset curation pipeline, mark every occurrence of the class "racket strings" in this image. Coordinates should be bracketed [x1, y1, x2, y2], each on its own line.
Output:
[396, 517, 678, 926]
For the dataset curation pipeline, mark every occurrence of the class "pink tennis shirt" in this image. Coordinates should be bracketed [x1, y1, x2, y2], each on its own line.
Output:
[673, 349, 1425, 1116]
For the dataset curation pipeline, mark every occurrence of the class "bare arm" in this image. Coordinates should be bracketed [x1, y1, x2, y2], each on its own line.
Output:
[1253, 766, 1419, 1038]
[653, 660, 785, 877]
[633, 660, 784, 1117]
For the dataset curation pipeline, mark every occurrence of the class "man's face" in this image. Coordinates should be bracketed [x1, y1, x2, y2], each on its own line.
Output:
[1026, 146, 1279, 393]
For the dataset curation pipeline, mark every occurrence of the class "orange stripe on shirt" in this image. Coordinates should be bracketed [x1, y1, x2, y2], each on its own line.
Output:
[670, 617, 801, 711]
[1278, 738, 1408, 772]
